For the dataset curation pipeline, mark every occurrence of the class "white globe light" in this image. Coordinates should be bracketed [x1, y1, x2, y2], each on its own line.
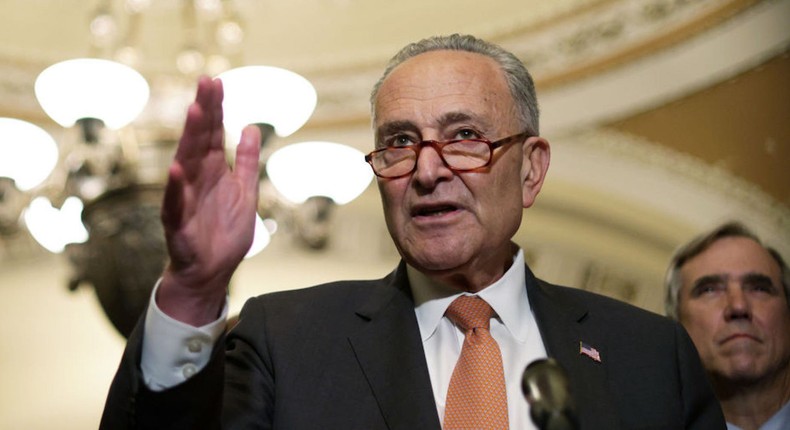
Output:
[244, 213, 271, 259]
[23, 196, 89, 253]
[217, 66, 316, 145]
[0, 118, 59, 191]
[35, 58, 150, 129]
[266, 142, 373, 205]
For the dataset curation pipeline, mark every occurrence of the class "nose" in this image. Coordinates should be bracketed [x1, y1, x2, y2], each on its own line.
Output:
[723, 285, 752, 322]
[412, 144, 453, 188]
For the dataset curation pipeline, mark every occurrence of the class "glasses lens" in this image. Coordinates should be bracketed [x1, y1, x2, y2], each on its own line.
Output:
[372, 147, 416, 177]
[442, 140, 490, 170]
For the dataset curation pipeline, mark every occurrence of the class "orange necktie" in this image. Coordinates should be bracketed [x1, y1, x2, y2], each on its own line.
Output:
[443, 295, 509, 430]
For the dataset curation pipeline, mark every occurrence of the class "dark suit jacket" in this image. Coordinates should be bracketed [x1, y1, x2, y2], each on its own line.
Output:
[100, 263, 725, 429]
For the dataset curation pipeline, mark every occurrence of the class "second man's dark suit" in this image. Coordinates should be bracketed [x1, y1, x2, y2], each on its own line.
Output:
[100, 262, 725, 429]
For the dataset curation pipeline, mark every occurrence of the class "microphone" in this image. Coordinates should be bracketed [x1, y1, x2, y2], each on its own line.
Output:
[521, 358, 578, 430]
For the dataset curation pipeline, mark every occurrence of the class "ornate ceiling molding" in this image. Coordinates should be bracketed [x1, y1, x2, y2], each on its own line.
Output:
[549, 127, 790, 257]
[500, 0, 762, 88]
[539, 0, 789, 134]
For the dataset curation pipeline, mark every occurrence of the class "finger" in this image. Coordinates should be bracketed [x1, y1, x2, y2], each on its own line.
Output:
[204, 77, 225, 152]
[235, 125, 262, 196]
[177, 77, 224, 162]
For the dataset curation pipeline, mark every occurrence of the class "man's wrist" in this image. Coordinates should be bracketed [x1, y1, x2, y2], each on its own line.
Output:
[157, 268, 229, 326]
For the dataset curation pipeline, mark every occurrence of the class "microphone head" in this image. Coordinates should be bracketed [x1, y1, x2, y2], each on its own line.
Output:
[521, 358, 578, 430]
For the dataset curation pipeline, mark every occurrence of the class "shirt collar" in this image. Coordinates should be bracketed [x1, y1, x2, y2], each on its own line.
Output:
[410, 248, 530, 342]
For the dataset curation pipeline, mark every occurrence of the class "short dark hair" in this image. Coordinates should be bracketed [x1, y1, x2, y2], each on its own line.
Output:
[664, 221, 790, 320]
[369, 34, 540, 137]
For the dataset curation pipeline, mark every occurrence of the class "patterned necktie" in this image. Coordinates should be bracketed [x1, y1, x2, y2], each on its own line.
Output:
[443, 295, 509, 429]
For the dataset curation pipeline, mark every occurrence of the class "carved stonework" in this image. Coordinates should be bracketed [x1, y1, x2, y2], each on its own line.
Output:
[502, 0, 750, 83]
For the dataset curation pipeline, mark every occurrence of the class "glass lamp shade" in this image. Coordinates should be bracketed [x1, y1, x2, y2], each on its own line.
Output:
[34, 58, 150, 129]
[0, 118, 59, 191]
[23, 196, 89, 253]
[265, 142, 373, 205]
[244, 213, 271, 259]
[216, 66, 317, 145]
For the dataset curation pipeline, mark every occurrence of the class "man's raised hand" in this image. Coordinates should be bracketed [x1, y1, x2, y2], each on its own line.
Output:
[158, 76, 261, 326]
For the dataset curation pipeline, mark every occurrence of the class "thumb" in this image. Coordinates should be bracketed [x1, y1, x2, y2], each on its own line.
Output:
[235, 125, 262, 195]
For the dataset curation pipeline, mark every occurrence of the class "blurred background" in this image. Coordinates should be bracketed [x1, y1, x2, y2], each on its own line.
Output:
[0, 0, 787, 428]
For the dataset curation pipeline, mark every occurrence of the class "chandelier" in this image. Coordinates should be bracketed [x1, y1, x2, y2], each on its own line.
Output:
[0, 0, 373, 337]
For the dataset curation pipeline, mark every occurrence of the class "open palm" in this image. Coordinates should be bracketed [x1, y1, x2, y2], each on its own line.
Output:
[158, 77, 261, 324]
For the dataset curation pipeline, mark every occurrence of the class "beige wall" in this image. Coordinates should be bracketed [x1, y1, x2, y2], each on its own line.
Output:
[0, 254, 124, 429]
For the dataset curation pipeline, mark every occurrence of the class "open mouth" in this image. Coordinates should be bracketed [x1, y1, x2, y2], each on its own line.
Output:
[412, 204, 458, 217]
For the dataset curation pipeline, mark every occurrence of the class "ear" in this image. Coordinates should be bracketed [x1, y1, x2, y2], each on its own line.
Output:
[520, 136, 551, 208]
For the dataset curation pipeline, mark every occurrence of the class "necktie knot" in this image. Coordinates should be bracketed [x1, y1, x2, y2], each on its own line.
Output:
[445, 295, 495, 332]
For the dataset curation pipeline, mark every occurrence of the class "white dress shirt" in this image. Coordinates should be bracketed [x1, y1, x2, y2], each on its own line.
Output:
[409, 248, 546, 430]
[140, 280, 228, 391]
[726, 399, 790, 430]
[141, 248, 547, 430]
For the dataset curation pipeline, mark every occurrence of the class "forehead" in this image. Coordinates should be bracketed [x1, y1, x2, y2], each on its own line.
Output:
[373, 50, 515, 129]
[680, 237, 782, 285]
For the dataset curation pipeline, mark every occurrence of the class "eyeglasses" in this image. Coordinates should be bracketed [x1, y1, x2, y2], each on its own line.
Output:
[364, 131, 531, 178]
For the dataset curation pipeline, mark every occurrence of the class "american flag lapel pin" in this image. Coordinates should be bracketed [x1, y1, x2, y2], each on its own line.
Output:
[579, 341, 602, 363]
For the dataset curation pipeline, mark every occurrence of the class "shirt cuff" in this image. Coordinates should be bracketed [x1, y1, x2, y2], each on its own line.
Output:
[140, 279, 228, 391]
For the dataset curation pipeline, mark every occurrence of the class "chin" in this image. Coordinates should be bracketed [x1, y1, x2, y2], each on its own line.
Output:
[409, 255, 460, 272]
[721, 361, 767, 383]
[403, 248, 469, 274]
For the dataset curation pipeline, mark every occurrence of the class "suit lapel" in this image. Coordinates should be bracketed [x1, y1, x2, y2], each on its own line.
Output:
[525, 267, 622, 429]
[348, 265, 442, 430]
[345, 263, 624, 429]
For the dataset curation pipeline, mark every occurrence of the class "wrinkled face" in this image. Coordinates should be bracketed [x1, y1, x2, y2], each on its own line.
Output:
[678, 237, 790, 386]
[372, 50, 544, 290]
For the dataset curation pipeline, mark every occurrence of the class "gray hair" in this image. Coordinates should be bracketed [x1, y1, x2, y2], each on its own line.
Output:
[369, 34, 540, 137]
[664, 221, 790, 320]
